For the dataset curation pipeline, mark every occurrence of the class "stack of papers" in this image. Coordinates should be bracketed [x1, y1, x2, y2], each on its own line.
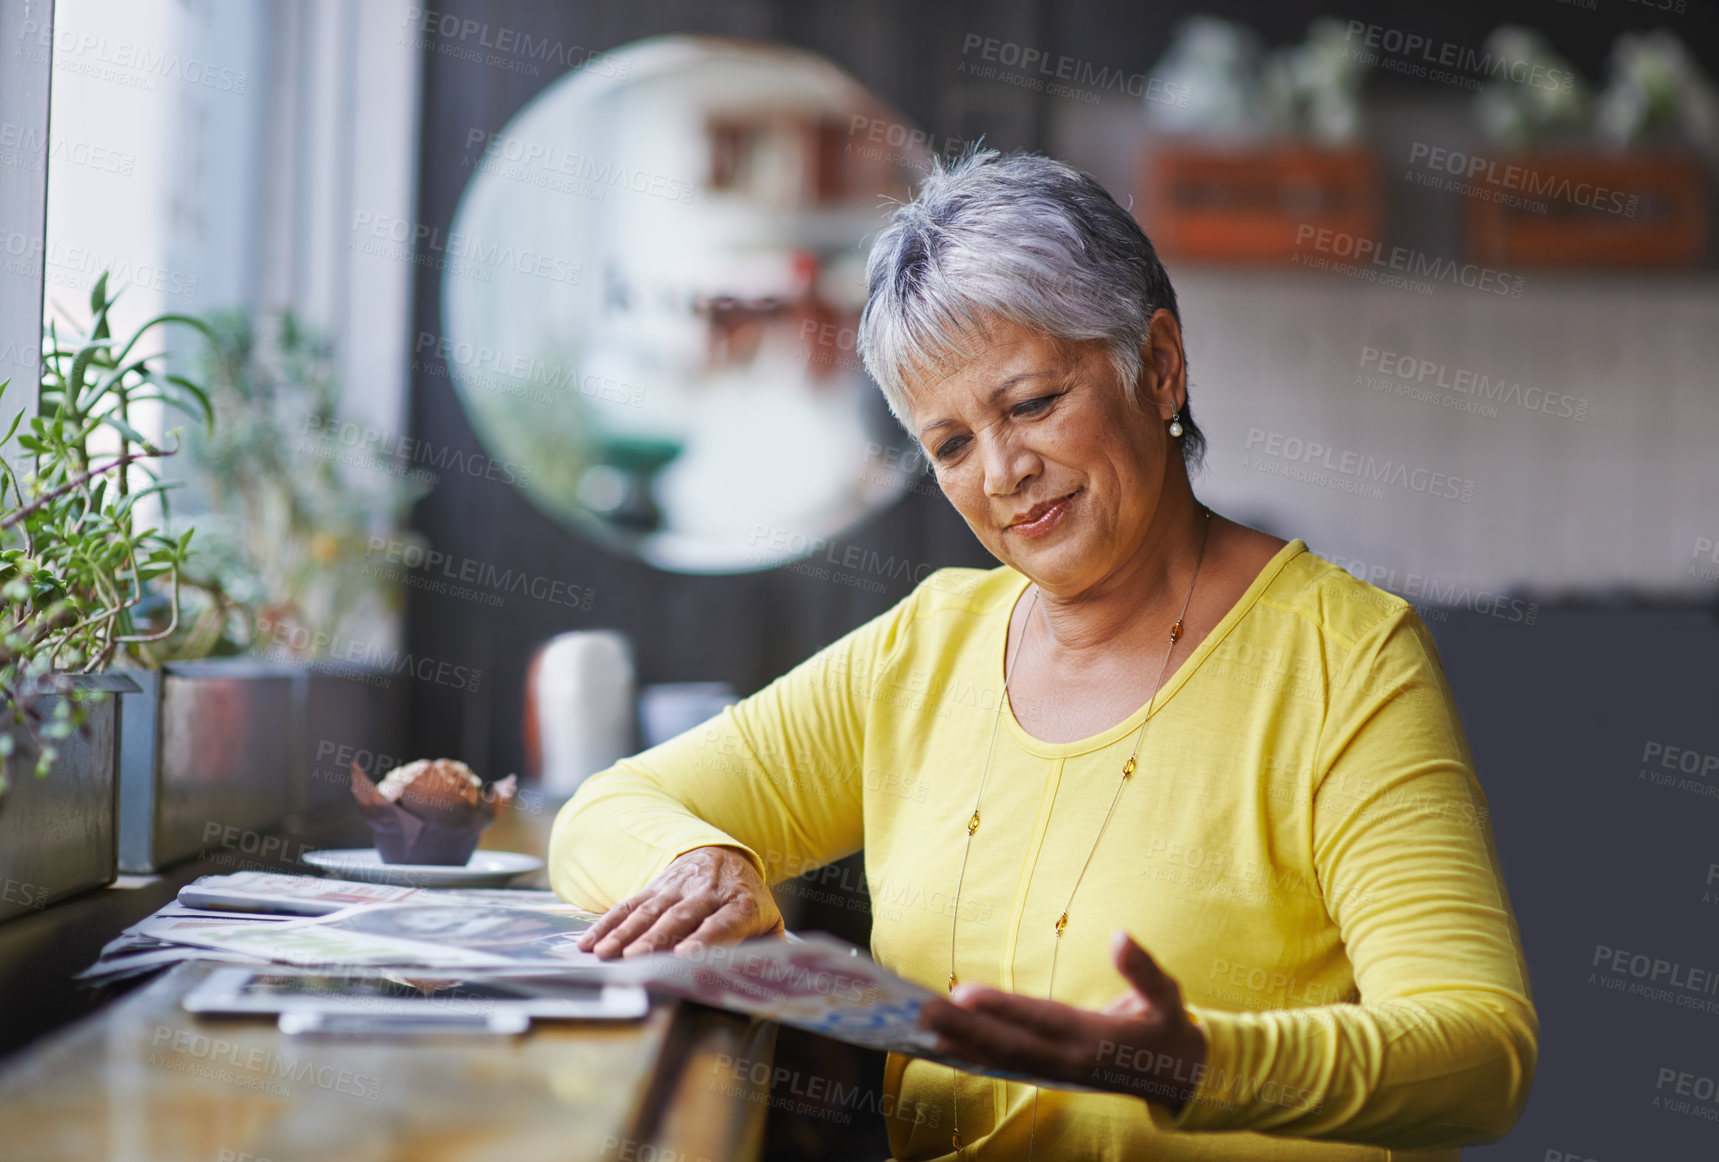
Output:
[79, 872, 601, 985]
[78, 872, 1078, 1087]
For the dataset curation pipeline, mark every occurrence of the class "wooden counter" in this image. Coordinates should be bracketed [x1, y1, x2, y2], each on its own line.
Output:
[0, 957, 775, 1162]
[0, 795, 776, 1161]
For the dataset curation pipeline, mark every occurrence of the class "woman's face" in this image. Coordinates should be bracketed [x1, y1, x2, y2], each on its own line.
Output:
[903, 314, 1184, 596]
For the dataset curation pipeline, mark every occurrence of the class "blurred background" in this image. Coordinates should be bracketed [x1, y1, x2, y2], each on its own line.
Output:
[3, 0, 1717, 1158]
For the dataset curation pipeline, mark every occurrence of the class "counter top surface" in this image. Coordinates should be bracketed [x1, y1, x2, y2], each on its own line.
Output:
[0, 798, 774, 1162]
[0, 956, 773, 1162]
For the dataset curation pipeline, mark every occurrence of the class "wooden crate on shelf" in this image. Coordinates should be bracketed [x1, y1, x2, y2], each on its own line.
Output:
[1465, 153, 1707, 267]
[1139, 144, 1379, 263]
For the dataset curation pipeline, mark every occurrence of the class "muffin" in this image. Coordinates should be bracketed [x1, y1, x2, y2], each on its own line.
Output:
[351, 758, 517, 865]
[378, 758, 483, 810]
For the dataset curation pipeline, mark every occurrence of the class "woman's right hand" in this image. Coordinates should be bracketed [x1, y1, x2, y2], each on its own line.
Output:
[575, 844, 784, 959]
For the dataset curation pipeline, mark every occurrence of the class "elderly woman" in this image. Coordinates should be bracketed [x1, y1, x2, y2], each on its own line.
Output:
[551, 150, 1536, 1160]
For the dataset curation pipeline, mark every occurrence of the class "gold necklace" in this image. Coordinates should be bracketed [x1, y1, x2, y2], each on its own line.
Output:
[945, 506, 1212, 1157]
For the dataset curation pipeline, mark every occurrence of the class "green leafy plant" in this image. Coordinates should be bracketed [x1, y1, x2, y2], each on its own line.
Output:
[1595, 29, 1719, 150]
[1473, 27, 1590, 150]
[0, 273, 214, 786]
[175, 308, 426, 660]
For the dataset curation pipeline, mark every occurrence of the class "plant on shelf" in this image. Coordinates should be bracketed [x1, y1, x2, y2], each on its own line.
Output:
[173, 308, 428, 662]
[0, 273, 216, 787]
[1472, 26, 1590, 151]
[1594, 29, 1719, 151]
[1145, 17, 1373, 145]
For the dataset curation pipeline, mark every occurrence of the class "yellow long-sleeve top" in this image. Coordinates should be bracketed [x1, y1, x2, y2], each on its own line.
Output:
[550, 539, 1538, 1161]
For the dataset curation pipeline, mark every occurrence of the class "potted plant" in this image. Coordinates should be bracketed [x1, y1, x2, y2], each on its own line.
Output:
[0, 274, 214, 920]
[166, 309, 420, 836]
[1466, 27, 1712, 267]
[100, 307, 339, 874]
[1141, 18, 1379, 263]
[13, 271, 296, 880]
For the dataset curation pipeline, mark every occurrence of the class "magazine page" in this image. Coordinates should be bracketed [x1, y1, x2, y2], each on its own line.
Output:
[607, 933, 1103, 1092]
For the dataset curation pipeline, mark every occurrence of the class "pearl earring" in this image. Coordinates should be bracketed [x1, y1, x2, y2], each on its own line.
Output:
[1168, 409, 1184, 438]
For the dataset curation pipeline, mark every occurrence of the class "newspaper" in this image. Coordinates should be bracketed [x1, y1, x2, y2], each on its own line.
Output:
[75, 874, 598, 984]
[606, 934, 1099, 1090]
[142, 902, 600, 970]
[128, 897, 1093, 1088]
[77, 874, 1095, 1088]
[176, 871, 580, 916]
[77, 911, 296, 985]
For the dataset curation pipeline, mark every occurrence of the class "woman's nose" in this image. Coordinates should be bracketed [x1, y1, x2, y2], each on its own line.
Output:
[981, 430, 1037, 498]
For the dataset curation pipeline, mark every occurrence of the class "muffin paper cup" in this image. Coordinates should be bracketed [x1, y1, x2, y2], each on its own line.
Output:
[350, 762, 517, 865]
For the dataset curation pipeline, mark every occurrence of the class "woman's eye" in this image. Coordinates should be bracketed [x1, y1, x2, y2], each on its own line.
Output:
[933, 437, 967, 462]
[1015, 394, 1057, 416]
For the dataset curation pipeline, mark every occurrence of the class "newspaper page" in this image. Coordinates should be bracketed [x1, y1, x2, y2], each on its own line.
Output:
[176, 872, 593, 917]
[139, 902, 600, 970]
[605, 933, 1102, 1091]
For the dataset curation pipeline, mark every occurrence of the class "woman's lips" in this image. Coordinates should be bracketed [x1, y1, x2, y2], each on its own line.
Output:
[1008, 490, 1078, 538]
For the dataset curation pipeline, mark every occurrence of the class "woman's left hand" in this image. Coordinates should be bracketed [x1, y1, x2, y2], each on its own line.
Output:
[918, 930, 1209, 1114]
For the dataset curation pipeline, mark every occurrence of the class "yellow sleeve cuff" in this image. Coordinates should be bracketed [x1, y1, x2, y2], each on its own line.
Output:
[1143, 1006, 1236, 1134]
[548, 790, 764, 909]
[629, 821, 767, 892]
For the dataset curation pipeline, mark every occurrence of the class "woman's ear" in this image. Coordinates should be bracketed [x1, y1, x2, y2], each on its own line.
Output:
[1140, 309, 1187, 420]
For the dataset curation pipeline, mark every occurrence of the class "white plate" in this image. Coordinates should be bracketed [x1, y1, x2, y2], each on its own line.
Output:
[303, 848, 546, 888]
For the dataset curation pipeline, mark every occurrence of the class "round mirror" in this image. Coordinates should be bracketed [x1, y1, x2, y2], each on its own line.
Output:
[441, 36, 933, 573]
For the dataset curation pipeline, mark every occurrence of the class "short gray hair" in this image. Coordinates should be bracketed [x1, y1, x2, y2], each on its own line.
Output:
[857, 149, 1205, 472]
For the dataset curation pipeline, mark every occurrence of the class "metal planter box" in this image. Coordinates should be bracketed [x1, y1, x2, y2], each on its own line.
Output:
[0, 674, 137, 924]
[118, 659, 298, 874]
